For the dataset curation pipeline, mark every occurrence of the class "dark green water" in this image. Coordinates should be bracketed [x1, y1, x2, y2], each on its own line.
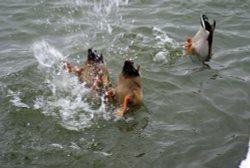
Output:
[1, 0, 250, 168]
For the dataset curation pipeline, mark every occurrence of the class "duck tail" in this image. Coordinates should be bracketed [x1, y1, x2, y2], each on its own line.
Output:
[200, 14, 212, 32]
[212, 20, 216, 32]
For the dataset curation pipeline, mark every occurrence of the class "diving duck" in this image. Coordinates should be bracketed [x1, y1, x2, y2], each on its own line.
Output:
[186, 14, 216, 64]
[106, 60, 143, 117]
[64, 48, 109, 89]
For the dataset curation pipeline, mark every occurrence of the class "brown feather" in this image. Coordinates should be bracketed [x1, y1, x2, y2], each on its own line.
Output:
[67, 48, 109, 88]
[115, 61, 143, 108]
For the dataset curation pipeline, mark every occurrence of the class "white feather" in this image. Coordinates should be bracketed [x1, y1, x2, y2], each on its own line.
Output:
[191, 27, 210, 61]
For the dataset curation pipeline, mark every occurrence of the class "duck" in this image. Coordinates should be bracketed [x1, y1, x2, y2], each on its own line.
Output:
[106, 60, 143, 117]
[186, 14, 216, 64]
[64, 48, 109, 90]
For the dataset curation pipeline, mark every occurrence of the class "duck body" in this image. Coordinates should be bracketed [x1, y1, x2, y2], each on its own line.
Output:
[115, 69, 143, 106]
[65, 48, 109, 89]
[191, 27, 210, 62]
[187, 14, 216, 63]
[112, 60, 143, 117]
[78, 61, 109, 88]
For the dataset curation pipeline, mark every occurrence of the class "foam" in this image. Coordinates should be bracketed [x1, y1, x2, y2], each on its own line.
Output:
[8, 89, 30, 109]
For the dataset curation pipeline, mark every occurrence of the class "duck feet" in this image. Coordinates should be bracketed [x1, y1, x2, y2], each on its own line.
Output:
[113, 95, 130, 117]
[113, 107, 126, 117]
[105, 89, 113, 103]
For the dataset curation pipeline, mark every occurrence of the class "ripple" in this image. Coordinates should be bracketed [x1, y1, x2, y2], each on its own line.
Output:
[1, 0, 250, 167]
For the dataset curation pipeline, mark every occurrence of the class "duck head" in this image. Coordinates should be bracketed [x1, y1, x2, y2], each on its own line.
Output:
[87, 48, 104, 64]
[122, 60, 140, 78]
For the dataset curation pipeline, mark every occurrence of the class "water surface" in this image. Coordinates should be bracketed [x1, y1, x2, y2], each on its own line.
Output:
[1, 0, 250, 168]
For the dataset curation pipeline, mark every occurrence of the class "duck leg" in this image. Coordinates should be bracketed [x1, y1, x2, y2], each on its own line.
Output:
[202, 61, 210, 68]
[91, 76, 100, 90]
[186, 37, 192, 56]
[105, 89, 113, 103]
[64, 62, 79, 73]
[113, 95, 130, 117]
[64, 62, 85, 80]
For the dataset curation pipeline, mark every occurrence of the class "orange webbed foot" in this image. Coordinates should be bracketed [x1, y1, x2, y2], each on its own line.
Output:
[63, 62, 71, 72]
[91, 76, 100, 91]
[63, 62, 79, 73]
[105, 89, 113, 103]
[113, 107, 126, 118]
[113, 95, 130, 117]
[186, 37, 192, 56]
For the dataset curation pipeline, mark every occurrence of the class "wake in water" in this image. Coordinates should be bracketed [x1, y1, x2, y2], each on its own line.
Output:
[109, 26, 185, 65]
[32, 40, 112, 130]
[152, 26, 184, 64]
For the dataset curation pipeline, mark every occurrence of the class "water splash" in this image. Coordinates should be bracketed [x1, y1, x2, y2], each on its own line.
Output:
[32, 40, 111, 130]
[8, 89, 30, 109]
[154, 51, 169, 63]
[32, 40, 64, 68]
[33, 0, 129, 41]
[56, 0, 129, 34]
[86, 0, 129, 34]
[152, 26, 184, 64]
[153, 26, 177, 48]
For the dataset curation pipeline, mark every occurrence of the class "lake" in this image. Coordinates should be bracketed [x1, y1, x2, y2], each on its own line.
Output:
[1, 0, 250, 167]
